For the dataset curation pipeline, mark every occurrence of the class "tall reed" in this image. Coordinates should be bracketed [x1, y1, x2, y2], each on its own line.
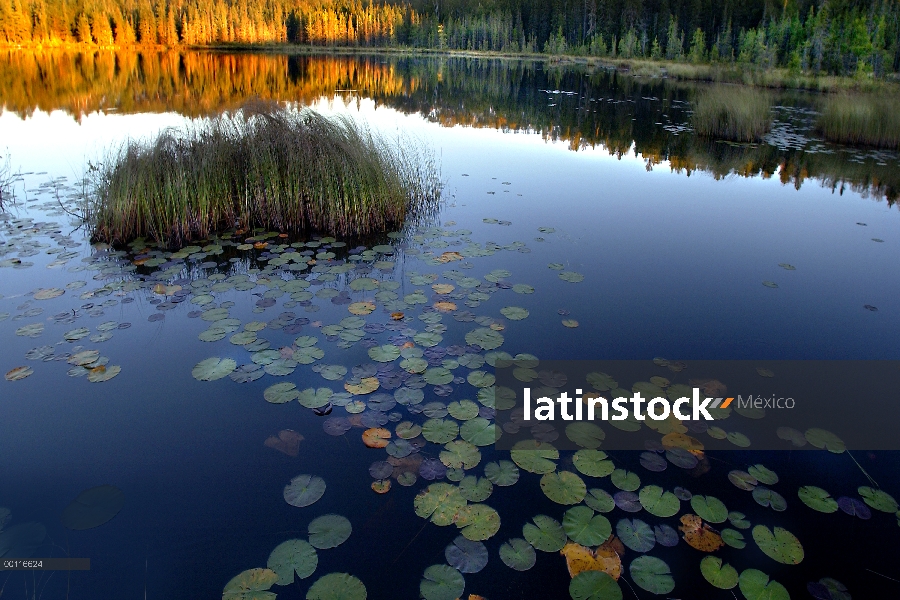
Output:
[817, 94, 900, 149]
[89, 103, 441, 247]
[691, 86, 772, 141]
[0, 151, 15, 208]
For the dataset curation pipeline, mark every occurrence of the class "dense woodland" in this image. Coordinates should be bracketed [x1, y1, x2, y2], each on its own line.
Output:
[0, 0, 898, 76]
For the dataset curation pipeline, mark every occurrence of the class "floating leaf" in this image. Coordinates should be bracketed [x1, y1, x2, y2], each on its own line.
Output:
[690, 495, 728, 523]
[362, 428, 390, 448]
[60, 485, 124, 530]
[561, 542, 621, 580]
[420, 564, 464, 600]
[748, 464, 778, 485]
[700, 556, 738, 589]
[485, 460, 519, 486]
[679, 514, 725, 552]
[465, 327, 504, 350]
[306, 573, 366, 600]
[308, 514, 352, 549]
[445, 535, 488, 573]
[629, 556, 674, 594]
[654, 524, 679, 547]
[440, 440, 481, 470]
[541, 471, 587, 505]
[610, 470, 640, 492]
[564, 507, 612, 546]
[500, 306, 529, 320]
[368, 345, 400, 362]
[566, 422, 605, 449]
[283, 474, 326, 508]
[222, 568, 277, 600]
[569, 571, 622, 600]
[460, 418, 497, 446]
[738, 569, 790, 600]
[616, 518, 655, 552]
[510, 440, 558, 474]
[638, 486, 680, 518]
[454, 504, 500, 541]
[523, 515, 567, 552]
[559, 271, 585, 283]
[584, 489, 616, 513]
[752, 525, 804, 565]
[752, 487, 787, 511]
[267, 539, 317, 584]
[192, 357, 236, 381]
[265, 382, 300, 404]
[414, 483, 467, 526]
[728, 471, 758, 491]
[859, 486, 899, 513]
[500, 538, 536, 571]
[573, 450, 615, 478]
[299, 387, 333, 409]
[459, 476, 493, 502]
[422, 419, 459, 444]
[5, 366, 33, 381]
[805, 428, 845, 453]
[722, 528, 746, 549]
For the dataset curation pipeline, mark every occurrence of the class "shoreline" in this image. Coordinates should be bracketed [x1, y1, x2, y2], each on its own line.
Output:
[3, 42, 898, 95]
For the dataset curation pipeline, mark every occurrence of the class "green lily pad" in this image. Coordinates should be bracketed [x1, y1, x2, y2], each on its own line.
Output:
[349, 277, 379, 291]
[448, 400, 480, 421]
[804, 428, 845, 453]
[420, 564, 464, 600]
[459, 476, 493, 502]
[510, 440, 558, 474]
[610, 469, 640, 492]
[738, 569, 790, 600]
[298, 387, 333, 409]
[307, 514, 352, 549]
[616, 518, 655, 552]
[630, 556, 674, 594]
[584, 488, 616, 513]
[566, 422, 605, 448]
[306, 573, 366, 600]
[455, 504, 500, 541]
[752, 487, 786, 511]
[500, 306, 529, 320]
[466, 371, 495, 388]
[700, 556, 738, 589]
[414, 483, 467, 526]
[748, 464, 778, 485]
[499, 538, 536, 571]
[541, 471, 587, 505]
[569, 571, 622, 600]
[415, 332, 443, 347]
[460, 418, 497, 446]
[563, 506, 611, 546]
[859, 486, 899, 513]
[559, 271, 585, 283]
[319, 365, 347, 381]
[638, 486, 680, 518]
[752, 525, 804, 565]
[440, 440, 481, 470]
[691, 495, 728, 523]
[573, 450, 615, 478]
[192, 357, 236, 381]
[222, 568, 278, 600]
[798, 486, 839, 512]
[722, 528, 746, 549]
[422, 419, 459, 444]
[283, 475, 326, 508]
[368, 345, 400, 363]
[264, 382, 299, 404]
[728, 511, 750, 529]
[267, 539, 317, 584]
[484, 460, 519, 486]
[424, 367, 453, 385]
[523, 515, 567, 552]
[465, 327, 504, 350]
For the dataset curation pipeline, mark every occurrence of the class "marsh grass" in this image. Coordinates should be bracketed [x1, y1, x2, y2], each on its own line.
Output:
[0, 151, 16, 208]
[691, 86, 772, 141]
[817, 94, 900, 149]
[89, 103, 441, 247]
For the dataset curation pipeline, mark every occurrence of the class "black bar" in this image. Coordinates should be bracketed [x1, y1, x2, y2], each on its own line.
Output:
[0, 558, 90, 571]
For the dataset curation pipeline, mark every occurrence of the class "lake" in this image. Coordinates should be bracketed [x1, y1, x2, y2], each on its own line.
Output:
[1, 50, 899, 600]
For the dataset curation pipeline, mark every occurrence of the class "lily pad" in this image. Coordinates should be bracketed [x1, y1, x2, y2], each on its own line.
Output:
[804, 428, 845, 453]
[700, 556, 738, 589]
[510, 440, 558, 474]
[616, 518, 655, 552]
[541, 471, 587, 505]
[460, 418, 497, 446]
[459, 476, 493, 502]
[267, 539, 317, 583]
[420, 564, 464, 600]
[610, 469, 640, 492]
[584, 489, 616, 513]
[222, 568, 278, 600]
[465, 327, 504, 350]
[752, 525, 804, 565]
[445, 535, 488, 573]
[306, 573, 366, 600]
[573, 450, 615, 478]
[308, 514, 352, 549]
[569, 571, 622, 600]
[60, 485, 124, 530]
[485, 460, 519, 486]
[422, 419, 459, 444]
[192, 357, 236, 381]
[690, 495, 728, 523]
[455, 504, 500, 541]
[283, 474, 326, 508]
[523, 515, 567, 552]
[499, 538, 536, 571]
[630, 555, 674, 594]
[564, 506, 612, 546]
[638, 486, 680, 518]
[265, 382, 300, 404]
[748, 464, 778, 485]
[859, 486, 899, 513]
[414, 483, 467, 526]
[738, 569, 790, 600]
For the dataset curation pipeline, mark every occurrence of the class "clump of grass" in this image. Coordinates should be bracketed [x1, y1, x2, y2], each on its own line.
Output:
[89, 103, 441, 247]
[691, 86, 772, 141]
[0, 151, 16, 208]
[817, 94, 900, 149]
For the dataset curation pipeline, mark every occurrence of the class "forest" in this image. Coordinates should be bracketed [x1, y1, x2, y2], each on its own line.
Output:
[0, 0, 898, 77]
